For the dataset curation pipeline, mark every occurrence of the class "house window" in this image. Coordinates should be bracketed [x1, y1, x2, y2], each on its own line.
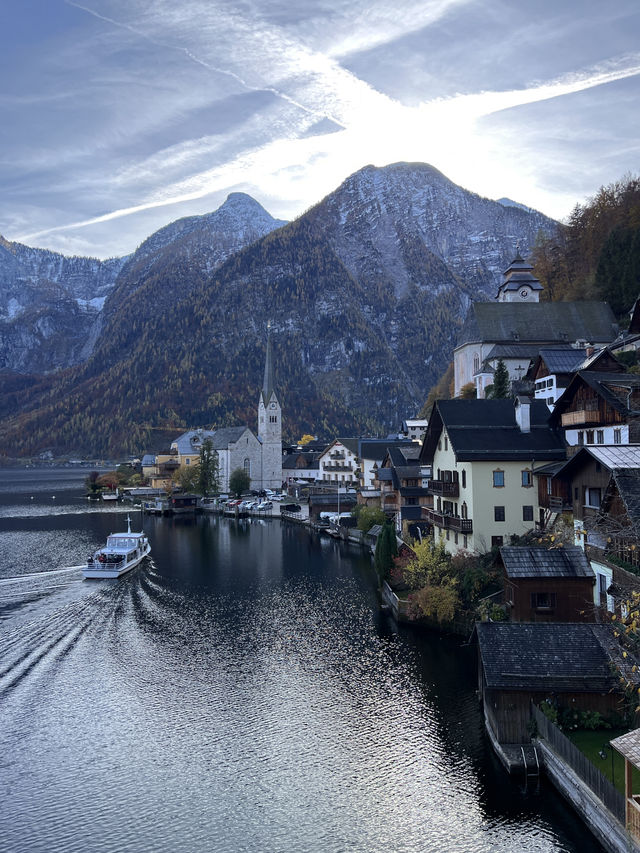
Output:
[523, 505, 534, 521]
[586, 430, 594, 444]
[494, 506, 505, 522]
[577, 431, 584, 445]
[269, 415, 278, 423]
[596, 430, 604, 444]
[491, 536, 503, 548]
[186, 458, 190, 465]
[444, 436, 448, 451]
[461, 470, 466, 488]
[493, 470, 504, 488]
[446, 529, 450, 540]
[463, 535, 468, 549]
[614, 428, 622, 444]
[585, 487, 601, 509]
[574, 487, 579, 500]
[521, 469, 532, 487]
[454, 532, 459, 545]
[244, 458, 251, 477]
[473, 353, 480, 374]
[461, 502, 468, 519]
[531, 592, 556, 610]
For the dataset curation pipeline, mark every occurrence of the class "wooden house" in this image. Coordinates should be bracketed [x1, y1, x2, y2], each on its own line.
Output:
[475, 622, 627, 744]
[499, 546, 595, 622]
[550, 370, 640, 448]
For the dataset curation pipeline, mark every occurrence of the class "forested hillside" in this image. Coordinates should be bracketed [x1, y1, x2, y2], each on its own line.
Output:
[0, 163, 556, 458]
[531, 174, 640, 317]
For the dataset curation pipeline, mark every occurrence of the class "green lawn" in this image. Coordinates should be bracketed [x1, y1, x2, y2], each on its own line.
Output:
[568, 729, 639, 795]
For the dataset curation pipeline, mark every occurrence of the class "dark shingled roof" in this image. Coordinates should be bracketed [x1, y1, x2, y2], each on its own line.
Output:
[537, 347, 588, 374]
[359, 439, 415, 461]
[475, 622, 621, 692]
[420, 399, 566, 463]
[604, 468, 640, 526]
[500, 546, 594, 579]
[457, 301, 617, 348]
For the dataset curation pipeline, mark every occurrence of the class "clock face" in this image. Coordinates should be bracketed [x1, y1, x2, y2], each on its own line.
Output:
[520, 288, 529, 299]
[270, 402, 276, 409]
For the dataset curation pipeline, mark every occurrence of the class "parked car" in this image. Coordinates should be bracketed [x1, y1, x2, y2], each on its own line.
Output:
[256, 501, 272, 511]
[281, 503, 301, 513]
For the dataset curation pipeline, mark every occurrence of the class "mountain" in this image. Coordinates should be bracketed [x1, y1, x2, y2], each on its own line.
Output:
[0, 193, 287, 375]
[0, 163, 557, 457]
[0, 238, 126, 373]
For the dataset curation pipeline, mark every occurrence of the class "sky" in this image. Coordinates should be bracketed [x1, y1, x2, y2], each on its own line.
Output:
[1, 0, 639, 260]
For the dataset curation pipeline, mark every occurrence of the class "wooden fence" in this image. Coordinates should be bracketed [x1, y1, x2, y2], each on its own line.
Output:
[532, 703, 625, 824]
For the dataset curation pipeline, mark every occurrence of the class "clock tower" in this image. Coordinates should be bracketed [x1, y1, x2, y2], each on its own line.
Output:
[496, 248, 543, 303]
[257, 327, 283, 491]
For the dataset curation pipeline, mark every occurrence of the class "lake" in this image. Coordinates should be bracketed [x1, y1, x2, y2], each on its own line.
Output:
[0, 469, 603, 852]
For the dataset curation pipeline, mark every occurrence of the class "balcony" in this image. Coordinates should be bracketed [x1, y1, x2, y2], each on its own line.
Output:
[428, 479, 459, 498]
[561, 408, 600, 427]
[423, 507, 472, 533]
[323, 463, 353, 472]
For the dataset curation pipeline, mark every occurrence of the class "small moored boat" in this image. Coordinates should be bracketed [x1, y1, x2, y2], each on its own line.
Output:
[83, 516, 151, 579]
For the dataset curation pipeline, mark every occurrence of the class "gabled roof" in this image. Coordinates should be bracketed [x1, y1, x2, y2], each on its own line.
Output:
[457, 301, 618, 348]
[536, 347, 588, 375]
[500, 546, 594, 579]
[171, 426, 250, 455]
[475, 622, 621, 692]
[359, 438, 415, 461]
[554, 445, 640, 479]
[420, 399, 566, 464]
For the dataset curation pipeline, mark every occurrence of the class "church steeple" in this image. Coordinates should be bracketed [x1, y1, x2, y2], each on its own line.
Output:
[257, 324, 282, 491]
[261, 322, 275, 405]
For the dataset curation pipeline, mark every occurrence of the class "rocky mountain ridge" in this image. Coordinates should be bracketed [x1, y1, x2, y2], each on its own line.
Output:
[0, 194, 287, 374]
[0, 162, 558, 456]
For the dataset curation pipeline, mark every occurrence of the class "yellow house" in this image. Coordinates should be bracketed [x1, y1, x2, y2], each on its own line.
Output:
[419, 397, 566, 555]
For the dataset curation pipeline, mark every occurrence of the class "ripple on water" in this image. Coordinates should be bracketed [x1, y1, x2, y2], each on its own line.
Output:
[0, 505, 604, 853]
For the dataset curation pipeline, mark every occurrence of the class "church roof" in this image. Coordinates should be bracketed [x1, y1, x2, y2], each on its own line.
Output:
[171, 426, 250, 454]
[456, 301, 618, 348]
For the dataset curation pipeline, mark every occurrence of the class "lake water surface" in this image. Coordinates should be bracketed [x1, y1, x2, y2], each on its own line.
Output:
[0, 469, 603, 852]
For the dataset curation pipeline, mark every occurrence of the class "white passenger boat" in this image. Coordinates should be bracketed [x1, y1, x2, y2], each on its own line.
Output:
[83, 516, 151, 579]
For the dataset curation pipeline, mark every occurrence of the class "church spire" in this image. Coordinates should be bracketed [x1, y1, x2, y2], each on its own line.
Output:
[261, 322, 275, 404]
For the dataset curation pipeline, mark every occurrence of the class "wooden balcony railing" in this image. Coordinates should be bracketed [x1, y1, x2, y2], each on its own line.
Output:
[428, 479, 459, 498]
[423, 507, 472, 532]
[561, 409, 601, 427]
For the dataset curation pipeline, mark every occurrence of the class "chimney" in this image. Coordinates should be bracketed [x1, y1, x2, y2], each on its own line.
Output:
[515, 396, 531, 433]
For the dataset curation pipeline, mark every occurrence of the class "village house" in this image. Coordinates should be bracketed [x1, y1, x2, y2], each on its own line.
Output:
[420, 397, 566, 555]
[454, 251, 618, 398]
[499, 545, 596, 623]
[549, 368, 640, 448]
[141, 452, 180, 488]
[374, 444, 432, 530]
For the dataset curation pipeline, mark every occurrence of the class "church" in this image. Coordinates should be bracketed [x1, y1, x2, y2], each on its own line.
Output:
[453, 251, 619, 398]
[170, 334, 283, 492]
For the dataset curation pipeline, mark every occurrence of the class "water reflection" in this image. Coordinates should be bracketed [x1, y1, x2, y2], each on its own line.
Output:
[0, 471, 603, 852]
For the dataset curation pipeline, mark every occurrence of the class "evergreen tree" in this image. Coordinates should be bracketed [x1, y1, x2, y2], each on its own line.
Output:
[487, 359, 510, 399]
[229, 467, 251, 497]
[374, 520, 398, 581]
[198, 440, 220, 496]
